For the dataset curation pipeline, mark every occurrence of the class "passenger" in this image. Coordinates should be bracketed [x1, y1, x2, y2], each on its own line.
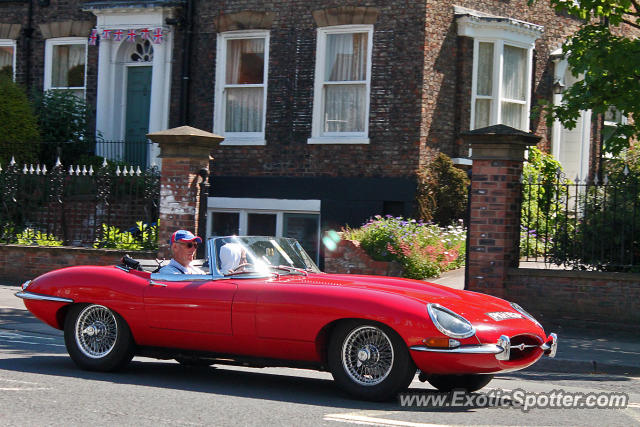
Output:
[158, 230, 205, 274]
[219, 242, 250, 274]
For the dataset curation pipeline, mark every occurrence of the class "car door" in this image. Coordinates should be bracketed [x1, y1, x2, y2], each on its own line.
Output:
[143, 276, 237, 335]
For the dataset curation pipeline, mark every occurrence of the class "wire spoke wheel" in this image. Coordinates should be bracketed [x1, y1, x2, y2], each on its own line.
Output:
[341, 326, 394, 386]
[74, 305, 118, 359]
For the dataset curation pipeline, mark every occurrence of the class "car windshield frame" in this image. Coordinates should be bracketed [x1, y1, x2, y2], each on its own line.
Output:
[211, 236, 321, 277]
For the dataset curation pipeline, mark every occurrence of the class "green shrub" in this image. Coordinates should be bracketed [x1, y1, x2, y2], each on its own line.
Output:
[520, 147, 571, 257]
[94, 221, 158, 251]
[15, 228, 63, 246]
[0, 75, 40, 166]
[343, 216, 466, 279]
[416, 152, 469, 226]
[32, 89, 96, 166]
[549, 146, 640, 270]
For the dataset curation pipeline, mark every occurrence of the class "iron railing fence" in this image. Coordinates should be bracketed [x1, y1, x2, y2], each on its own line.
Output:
[521, 170, 640, 272]
[0, 158, 160, 249]
[38, 140, 154, 168]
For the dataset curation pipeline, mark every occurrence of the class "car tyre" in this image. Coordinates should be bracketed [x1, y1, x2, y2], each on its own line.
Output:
[427, 374, 494, 392]
[64, 304, 135, 372]
[328, 321, 416, 401]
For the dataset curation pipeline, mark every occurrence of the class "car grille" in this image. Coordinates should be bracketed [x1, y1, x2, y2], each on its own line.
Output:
[509, 334, 542, 361]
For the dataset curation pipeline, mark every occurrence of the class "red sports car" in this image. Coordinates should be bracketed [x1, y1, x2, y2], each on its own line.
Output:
[16, 236, 557, 401]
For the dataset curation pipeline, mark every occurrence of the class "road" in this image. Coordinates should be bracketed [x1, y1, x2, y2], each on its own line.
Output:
[1, 285, 640, 426]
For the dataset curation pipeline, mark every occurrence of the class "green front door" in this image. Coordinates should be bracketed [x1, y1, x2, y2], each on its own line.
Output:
[124, 66, 152, 167]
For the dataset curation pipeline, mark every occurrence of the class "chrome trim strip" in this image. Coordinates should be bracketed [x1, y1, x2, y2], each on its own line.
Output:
[15, 291, 73, 303]
[410, 344, 505, 355]
[495, 335, 510, 361]
[545, 333, 558, 358]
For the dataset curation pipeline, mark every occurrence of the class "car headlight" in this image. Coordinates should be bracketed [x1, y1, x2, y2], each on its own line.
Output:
[427, 303, 476, 338]
[510, 302, 542, 329]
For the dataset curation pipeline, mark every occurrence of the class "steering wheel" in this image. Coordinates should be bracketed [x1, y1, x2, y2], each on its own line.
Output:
[231, 262, 252, 272]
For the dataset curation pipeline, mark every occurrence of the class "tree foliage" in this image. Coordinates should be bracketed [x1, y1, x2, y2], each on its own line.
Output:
[532, 0, 640, 156]
[0, 75, 40, 166]
[416, 153, 470, 225]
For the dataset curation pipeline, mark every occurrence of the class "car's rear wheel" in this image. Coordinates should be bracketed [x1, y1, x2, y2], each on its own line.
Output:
[328, 321, 416, 401]
[427, 374, 494, 392]
[64, 304, 134, 371]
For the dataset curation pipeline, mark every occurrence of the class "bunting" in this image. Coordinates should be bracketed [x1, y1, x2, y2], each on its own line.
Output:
[88, 29, 98, 45]
[89, 27, 167, 45]
[152, 27, 164, 44]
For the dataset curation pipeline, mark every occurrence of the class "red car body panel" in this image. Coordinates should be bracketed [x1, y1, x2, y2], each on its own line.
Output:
[20, 265, 552, 373]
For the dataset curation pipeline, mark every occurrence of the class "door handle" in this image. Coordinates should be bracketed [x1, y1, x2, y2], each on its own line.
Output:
[149, 280, 167, 287]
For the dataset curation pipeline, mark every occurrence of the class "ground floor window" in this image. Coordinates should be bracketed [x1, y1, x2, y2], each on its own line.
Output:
[208, 198, 321, 263]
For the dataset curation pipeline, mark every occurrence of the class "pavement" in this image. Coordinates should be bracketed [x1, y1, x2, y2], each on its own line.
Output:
[2, 271, 640, 377]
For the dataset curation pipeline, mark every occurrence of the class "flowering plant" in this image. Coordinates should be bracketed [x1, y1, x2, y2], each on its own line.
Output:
[342, 216, 466, 279]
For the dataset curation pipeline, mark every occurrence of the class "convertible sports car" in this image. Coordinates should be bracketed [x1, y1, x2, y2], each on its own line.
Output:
[16, 236, 557, 401]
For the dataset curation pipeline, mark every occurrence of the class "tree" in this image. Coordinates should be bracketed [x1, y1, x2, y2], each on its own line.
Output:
[533, 0, 640, 156]
[0, 75, 40, 166]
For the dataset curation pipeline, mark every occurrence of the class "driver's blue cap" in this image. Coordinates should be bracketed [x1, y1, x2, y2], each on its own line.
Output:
[170, 230, 202, 245]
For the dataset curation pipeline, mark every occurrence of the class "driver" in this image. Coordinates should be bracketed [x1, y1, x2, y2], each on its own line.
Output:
[158, 230, 205, 274]
[219, 242, 250, 274]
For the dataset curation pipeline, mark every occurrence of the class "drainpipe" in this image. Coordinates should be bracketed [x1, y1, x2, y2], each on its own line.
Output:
[24, 0, 34, 91]
[179, 0, 194, 125]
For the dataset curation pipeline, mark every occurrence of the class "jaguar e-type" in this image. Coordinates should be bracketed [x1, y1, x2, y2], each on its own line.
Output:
[16, 236, 557, 401]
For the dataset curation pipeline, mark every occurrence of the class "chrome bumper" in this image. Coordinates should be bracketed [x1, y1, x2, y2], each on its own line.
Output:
[410, 333, 558, 360]
[15, 291, 74, 303]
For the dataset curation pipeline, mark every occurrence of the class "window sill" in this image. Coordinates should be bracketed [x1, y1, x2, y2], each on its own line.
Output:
[220, 138, 266, 146]
[307, 137, 370, 145]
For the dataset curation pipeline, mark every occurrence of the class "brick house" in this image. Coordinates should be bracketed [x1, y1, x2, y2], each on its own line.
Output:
[1, 0, 633, 264]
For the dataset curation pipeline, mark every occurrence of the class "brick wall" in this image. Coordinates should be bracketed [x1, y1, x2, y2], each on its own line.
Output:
[1, 0, 98, 112]
[185, 0, 426, 179]
[324, 239, 403, 277]
[0, 245, 156, 285]
[506, 268, 640, 328]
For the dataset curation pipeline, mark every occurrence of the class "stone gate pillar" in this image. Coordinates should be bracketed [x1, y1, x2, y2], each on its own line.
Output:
[463, 125, 540, 297]
[147, 126, 224, 258]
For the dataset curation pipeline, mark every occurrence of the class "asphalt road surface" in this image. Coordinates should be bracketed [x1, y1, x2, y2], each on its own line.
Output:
[1, 286, 639, 426]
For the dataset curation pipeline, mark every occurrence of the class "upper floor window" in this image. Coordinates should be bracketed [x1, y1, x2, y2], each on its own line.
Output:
[44, 38, 87, 98]
[456, 7, 542, 132]
[214, 30, 269, 145]
[308, 25, 373, 145]
[473, 40, 530, 130]
[0, 40, 16, 80]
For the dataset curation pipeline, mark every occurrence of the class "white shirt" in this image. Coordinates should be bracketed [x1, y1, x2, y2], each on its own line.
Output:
[158, 258, 205, 275]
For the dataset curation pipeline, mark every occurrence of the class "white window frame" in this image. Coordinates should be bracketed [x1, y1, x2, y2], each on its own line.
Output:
[308, 24, 373, 145]
[44, 37, 88, 97]
[470, 38, 533, 131]
[214, 30, 269, 146]
[457, 12, 542, 132]
[0, 39, 17, 81]
[207, 197, 322, 263]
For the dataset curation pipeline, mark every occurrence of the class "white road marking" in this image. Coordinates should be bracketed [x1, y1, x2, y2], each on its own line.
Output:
[0, 339, 65, 347]
[0, 387, 53, 391]
[0, 331, 64, 347]
[324, 411, 458, 427]
[0, 331, 57, 340]
[0, 378, 40, 385]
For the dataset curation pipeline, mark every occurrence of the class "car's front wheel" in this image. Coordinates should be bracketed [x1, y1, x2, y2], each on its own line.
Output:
[427, 374, 494, 392]
[328, 321, 416, 401]
[64, 304, 135, 371]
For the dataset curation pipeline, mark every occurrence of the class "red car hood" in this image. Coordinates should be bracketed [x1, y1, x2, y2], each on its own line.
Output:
[301, 273, 545, 339]
[302, 273, 512, 318]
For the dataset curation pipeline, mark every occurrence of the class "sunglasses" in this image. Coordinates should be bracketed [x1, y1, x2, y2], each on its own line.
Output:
[177, 241, 198, 249]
